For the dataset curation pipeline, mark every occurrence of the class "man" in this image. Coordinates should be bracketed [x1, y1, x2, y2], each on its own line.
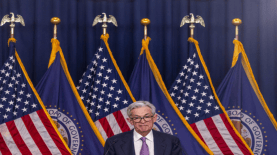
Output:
[104, 101, 184, 155]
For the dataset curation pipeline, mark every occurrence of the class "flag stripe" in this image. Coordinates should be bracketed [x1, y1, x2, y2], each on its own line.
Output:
[195, 120, 223, 155]
[113, 111, 130, 132]
[99, 117, 114, 138]
[190, 123, 206, 146]
[0, 132, 12, 155]
[219, 114, 250, 155]
[212, 115, 244, 155]
[0, 122, 21, 155]
[95, 120, 108, 140]
[204, 117, 233, 155]
[106, 113, 122, 135]
[120, 108, 133, 129]
[21, 114, 52, 155]
[6, 120, 32, 155]
[29, 111, 61, 155]
[36, 109, 70, 155]
[14, 118, 42, 155]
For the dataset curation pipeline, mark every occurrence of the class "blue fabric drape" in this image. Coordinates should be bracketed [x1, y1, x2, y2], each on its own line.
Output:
[1, 0, 277, 120]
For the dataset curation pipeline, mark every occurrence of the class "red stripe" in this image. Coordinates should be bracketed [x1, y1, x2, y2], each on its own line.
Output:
[99, 117, 114, 138]
[36, 109, 71, 155]
[203, 117, 233, 155]
[220, 114, 251, 155]
[190, 123, 207, 146]
[0, 132, 12, 155]
[21, 114, 52, 154]
[6, 120, 32, 155]
[113, 111, 130, 132]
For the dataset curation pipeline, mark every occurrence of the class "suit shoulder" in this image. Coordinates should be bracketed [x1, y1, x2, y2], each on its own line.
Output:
[106, 130, 133, 142]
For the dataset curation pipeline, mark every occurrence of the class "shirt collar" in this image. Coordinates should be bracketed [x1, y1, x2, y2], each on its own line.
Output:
[133, 129, 153, 142]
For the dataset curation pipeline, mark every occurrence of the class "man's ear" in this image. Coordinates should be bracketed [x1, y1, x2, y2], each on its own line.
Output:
[153, 114, 158, 122]
[127, 118, 134, 125]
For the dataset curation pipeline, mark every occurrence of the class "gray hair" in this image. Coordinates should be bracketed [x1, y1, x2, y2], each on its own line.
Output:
[127, 101, 156, 117]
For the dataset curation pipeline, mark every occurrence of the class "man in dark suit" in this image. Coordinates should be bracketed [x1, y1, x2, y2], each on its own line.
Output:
[104, 101, 184, 155]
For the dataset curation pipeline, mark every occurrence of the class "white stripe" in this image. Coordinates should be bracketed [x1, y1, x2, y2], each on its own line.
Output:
[14, 117, 42, 155]
[95, 121, 108, 140]
[212, 115, 244, 155]
[107, 113, 122, 135]
[29, 111, 62, 155]
[195, 120, 223, 155]
[0, 123, 22, 155]
[120, 108, 134, 130]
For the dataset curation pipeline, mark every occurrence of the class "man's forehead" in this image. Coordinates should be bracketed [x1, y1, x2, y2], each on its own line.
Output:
[131, 106, 152, 115]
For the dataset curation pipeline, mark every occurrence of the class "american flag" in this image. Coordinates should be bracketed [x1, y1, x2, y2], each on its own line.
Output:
[77, 34, 135, 140]
[0, 41, 71, 155]
[168, 38, 252, 155]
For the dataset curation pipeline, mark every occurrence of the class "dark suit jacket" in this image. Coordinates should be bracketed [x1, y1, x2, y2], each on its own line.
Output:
[103, 129, 184, 155]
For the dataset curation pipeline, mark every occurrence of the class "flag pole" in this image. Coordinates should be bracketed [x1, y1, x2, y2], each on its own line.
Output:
[141, 18, 150, 40]
[51, 17, 61, 39]
[180, 13, 205, 39]
[0, 12, 25, 39]
[92, 13, 118, 36]
[232, 18, 242, 40]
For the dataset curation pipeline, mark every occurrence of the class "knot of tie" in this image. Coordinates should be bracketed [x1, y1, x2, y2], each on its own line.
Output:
[140, 137, 149, 155]
[140, 137, 146, 142]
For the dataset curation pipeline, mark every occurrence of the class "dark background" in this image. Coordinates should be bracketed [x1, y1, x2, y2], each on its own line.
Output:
[1, 0, 276, 120]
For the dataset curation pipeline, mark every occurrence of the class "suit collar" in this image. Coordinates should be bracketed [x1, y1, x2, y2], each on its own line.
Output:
[120, 130, 135, 155]
[153, 130, 166, 155]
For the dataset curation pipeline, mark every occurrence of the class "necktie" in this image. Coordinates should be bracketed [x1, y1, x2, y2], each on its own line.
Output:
[140, 137, 149, 155]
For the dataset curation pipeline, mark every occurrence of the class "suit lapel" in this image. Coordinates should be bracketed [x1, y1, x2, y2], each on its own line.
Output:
[153, 130, 166, 155]
[120, 130, 135, 155]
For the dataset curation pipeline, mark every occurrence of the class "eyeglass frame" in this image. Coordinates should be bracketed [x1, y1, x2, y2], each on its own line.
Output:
[130, 114, 155, 123]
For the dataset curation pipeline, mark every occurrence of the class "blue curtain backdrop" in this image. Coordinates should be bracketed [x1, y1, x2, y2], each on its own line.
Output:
[1, 0, 277, 120]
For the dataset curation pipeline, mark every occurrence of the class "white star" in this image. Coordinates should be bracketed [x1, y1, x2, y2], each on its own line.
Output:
[79, 79, 83, 83]
[191, 95, 197, 100]
[186, 109, 192, 114]
[184, 92, 189, 97]
[105, 100, 110, 105]
[90, 67, 95, 72]
[107, 93, 113, 98]
[0, 104, 3, 108]
[0, 69, 5, 74]
[89, 109, 93, 113]
[195, 64, 199, 69]
[87, 75, 92, 79]
[104, 107, 109, 112]
[183, 65, 188, 70]
[92, 60, 97, 65]
[92, 94, 97, 99]
[93, 87, 98, 91]
[19, 90, 24, 95]
[190, 78, 195, 83]
[24, 100, 29, 105]
[204, 109, 210, 114]
[102, 83, 107, 87]
[8, 66, 13, 70]
[6, 107, 11, 112]
[26, 93, 31, 98]
[113, 103, 118, 108]
[95, 53, 100, 59]
[196, 106, 202, 110]
[3, 114, 8, 119]
[179, 106, 184, 110]
[104, 76, 109, 80]
[32, 103, 37, 108]
[115, 96, 120, 101]
[176, 79, 181, 83]
[107, 68, 112, 73]
[214, 106, 219, 110]
[199, 75, 204, 79]
[100, 65, 105, 70]
[209, 95, 214, 100]
[185, 116, 189, 120]
[123, 100, 128, 104]
[2, 97, 7, 101]
[189, 102, 194, 107]
[98, 47, 103, 52]
[80, 96, 84, 100]
[187, 58, 192, 62]
[86, 99, 91, 103]
[194, 88, 199, 93]
[97, 72, 103, 77]
[185, 75, 188, 79]
[177, 96, 181, 100]
[170, 92, 175, 97]
[187, 85, 192, 90]
[102, 57, 107, 62]
[117, 89, 122, 94]
[100, 90, 105, 95]
[187, 68, 191, 72]
[95, 112, 100, 116]
[95, 80, 101, 84]
[194, 112, 199, 117]
[199, 99, 204, 103]
[5, 90, 10, 94]
[98, 97, 103, 102]
[9, 100, 14, 105]
[192, 71, 197, 76]
[8, 83, 13, 87]
[97, 104, 102, 109]
[22, 107, 27, 112]
[196, 82, 201, 86]
[90, 102, 95, 106]
[82, 89, 87, 93]
[112, 79, 117, 84]
[204, 85, 209, 89]
[180, 89, 183, 93]
[173, 86, 178, 90]
[84, 82, 90, 86]
[179, 72, 184, 76]
[183, 82, 186, 86]
[17, 73, 21, 78]
[15, 104, 19, 109]
[207, 102, 212, 107]
[181, 99, 186, 104]
[15, 81, 19, 85]
[109, 86, 115, 91]
[13, 111, 17, 116]
[11, 76, 16, 80]
[21, 83, 26, 88]
[5, 72, 10, 77]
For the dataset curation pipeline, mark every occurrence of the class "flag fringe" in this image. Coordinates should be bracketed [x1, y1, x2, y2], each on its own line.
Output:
[188, 37, 254, 155]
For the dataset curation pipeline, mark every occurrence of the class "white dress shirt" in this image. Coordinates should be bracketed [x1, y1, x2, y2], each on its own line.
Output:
[133, 129, 154, 155]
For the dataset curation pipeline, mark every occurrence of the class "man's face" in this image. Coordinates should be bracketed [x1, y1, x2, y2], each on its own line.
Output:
[127, 106, 157, 135]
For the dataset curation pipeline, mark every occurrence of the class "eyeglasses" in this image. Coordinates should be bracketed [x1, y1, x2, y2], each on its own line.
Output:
[131, 115, 154, 123]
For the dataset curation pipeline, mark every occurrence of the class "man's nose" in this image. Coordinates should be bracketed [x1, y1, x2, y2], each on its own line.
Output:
[140, 118, 146, 123]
